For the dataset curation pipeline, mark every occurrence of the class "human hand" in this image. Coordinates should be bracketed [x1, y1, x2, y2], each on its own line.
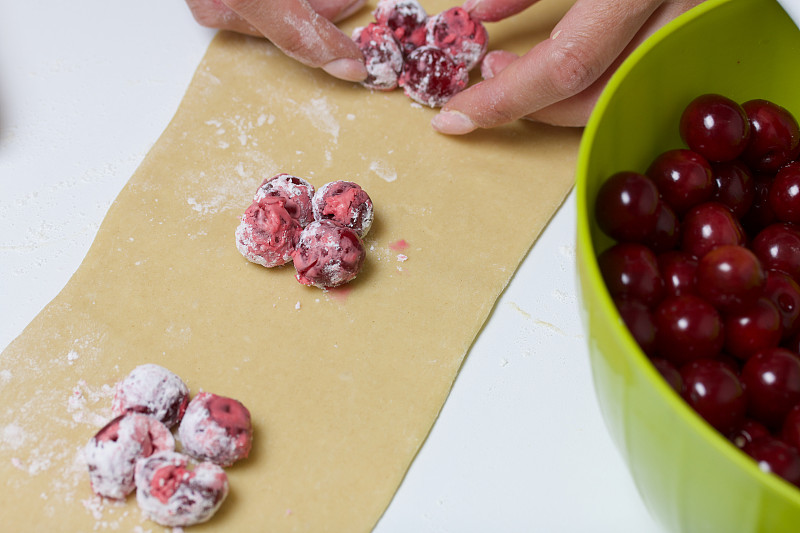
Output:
[431, 0, 705, 133]
[185, 0, 369, 81]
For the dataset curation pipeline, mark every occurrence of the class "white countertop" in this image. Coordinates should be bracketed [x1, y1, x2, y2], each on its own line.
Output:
[0, 2, 663, 531]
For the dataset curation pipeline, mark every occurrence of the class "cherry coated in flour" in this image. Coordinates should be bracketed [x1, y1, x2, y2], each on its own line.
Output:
[179, 392, 253, 467]
[111, 364, 189, 429]
[353, 23, 405, 91]
[84, 413, 174, 500]
[135, 451, 229, 527]
[293, 220, 366, 289]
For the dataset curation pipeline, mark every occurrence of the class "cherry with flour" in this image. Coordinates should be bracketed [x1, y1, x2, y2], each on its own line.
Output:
[399, 45, 468, 108]
[425, 7, 488, 72]
[179, 392, 253, 467]
[353, 23, 405, 91]
[135, 451, 229, 527]
[84, 413, 174, 500]
[111, 364, 189, 429]
[293, 220, 366, 289]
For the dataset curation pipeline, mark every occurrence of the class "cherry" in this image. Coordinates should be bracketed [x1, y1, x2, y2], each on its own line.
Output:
[373, 0, 429, 54]
[681, 202, 746, 259]
[207, 395, 252, 437]
[680, 94, 750, 162]
[782, 404, 800, 450]
[764, 270, 800, 339]
[353, 23, 404, 91]
[650, 357, 682, 392]
[711, 160, 754, 219]
[743, 437, 800, 486]
[729, 418, 771, 450]
[751, 223, 800, 283]
[654, 294, 724, 366]
[598, 243, 664, 307]
[614, 298, 657, 356]
[740, 347, 800, 429]
[658, 251, 697, 297]
[398, 45, 468, 107]
[741, 99, 800, 173]
[645, 202, 680, 253]
[783, 330, 800, 354]
[680, 358, 747, 433]
[723, 297, 782, 361]
[425, 6, 488, 71]
[647, 149, 714, 214]
[769, 162, 800, 224]
[741, 172, 778, 237]
[594, 171, 660, 243]
[695, 244, 765, 313]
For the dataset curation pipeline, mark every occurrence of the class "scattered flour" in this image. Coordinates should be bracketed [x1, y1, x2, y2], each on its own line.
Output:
[369, 160, 397, 183]
[298, 97, 340, 142]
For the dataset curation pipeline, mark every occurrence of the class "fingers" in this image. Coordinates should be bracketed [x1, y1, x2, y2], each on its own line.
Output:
[462, 0, 541, 23]
[432, 0, 663, 133]
[480, 50, 519, 79]
[522, 0, 706, 126]
[186, 0, 368, 81]
[186, 0, 262, 36]
[309, 0, 368, 22]
[187, 0, 365, 30]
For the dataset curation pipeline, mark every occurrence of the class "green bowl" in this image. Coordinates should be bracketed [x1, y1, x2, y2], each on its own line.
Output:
[576, 0, 800, 531]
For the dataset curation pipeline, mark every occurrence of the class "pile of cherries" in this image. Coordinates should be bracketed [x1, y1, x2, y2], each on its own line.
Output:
[594, 93, 800, 486]
[352, 0, 488, 107]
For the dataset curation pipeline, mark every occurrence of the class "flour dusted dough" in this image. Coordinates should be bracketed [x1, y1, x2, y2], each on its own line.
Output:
[0, 1, 580, 530]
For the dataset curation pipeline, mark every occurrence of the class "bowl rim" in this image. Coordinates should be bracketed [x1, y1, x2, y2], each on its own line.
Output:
[575, 0, 800, 507]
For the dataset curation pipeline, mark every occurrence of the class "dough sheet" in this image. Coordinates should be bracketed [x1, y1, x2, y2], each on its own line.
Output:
[0, 1, 580, 530]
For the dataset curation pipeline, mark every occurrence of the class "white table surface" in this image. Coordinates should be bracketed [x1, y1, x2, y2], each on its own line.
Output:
[0, 1, 663, 531]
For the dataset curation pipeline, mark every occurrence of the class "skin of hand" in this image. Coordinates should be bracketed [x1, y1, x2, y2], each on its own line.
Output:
[431, 0, 706, 133]
[185, 0, 369, 81]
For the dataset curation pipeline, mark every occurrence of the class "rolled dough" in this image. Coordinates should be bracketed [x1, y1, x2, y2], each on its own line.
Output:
[0, 1, 580, 530]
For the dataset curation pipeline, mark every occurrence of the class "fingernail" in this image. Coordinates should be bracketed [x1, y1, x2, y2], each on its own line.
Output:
[334, 0, 367, 22]
[431, 110, 477, 135]
[462, 0, 481, 12]
[322, 58, 368, 82]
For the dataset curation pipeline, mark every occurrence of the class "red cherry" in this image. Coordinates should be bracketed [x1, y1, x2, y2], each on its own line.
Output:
[598, 243, 664, 307]
[743, 437, 800, 486]
[680, 358, 747, 433]
[769, 162, 800, 224]
[729, 418, 771, 449]
[614, 298, 657, 356]
[764, 270, 800, 339]
[740, 347, 800, 429]
[741, 99, 800, 173]
[680, 94, 750, 162]
[782, 404, 800, 450]
[654, 294, 724, 366]
[751, 223, 800, 283]
[681, 202, 746, 259]
[711, 160, 754, 218]
[647, 149, 714, 214]
[595, 171, 660, 243]
[723, 297, 782, 361]
[644, 202, 680, 253]
[658, 251, 698, 297]
[695, 244, 765, 313]
[650, 357, 682, 392]
[741, 172, 778, 237]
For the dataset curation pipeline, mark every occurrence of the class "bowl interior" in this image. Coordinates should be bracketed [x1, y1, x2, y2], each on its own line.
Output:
[577, 0, 800, 531]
